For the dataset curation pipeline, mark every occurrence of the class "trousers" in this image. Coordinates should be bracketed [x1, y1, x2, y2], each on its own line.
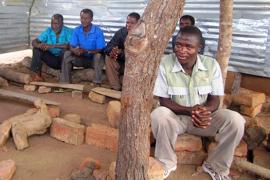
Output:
[151, 106, 245, 175]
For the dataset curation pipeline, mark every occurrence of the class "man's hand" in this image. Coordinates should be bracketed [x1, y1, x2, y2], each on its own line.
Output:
[38, 43, 54, 51]
[109, 47, 122, 61]
[191, 105, 212, 129]
[72, 48, 87, 56]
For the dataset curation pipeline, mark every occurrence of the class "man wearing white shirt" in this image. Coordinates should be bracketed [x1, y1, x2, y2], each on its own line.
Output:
[151, 26, 245, 179]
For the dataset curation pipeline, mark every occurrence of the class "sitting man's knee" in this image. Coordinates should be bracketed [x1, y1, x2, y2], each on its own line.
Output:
[151, 106, 173, 122]
[221, 109, 245, 131]
[63, 50, 72, 59]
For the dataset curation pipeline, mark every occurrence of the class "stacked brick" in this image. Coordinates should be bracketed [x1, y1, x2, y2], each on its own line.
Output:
[232, 88, 266, 117]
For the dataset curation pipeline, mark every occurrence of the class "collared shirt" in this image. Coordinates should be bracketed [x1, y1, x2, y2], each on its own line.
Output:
[154, 54, 224, 107]
[70, 24, 105, 56]
[103, 27, 128, 63]
[38, 26, 73, 56]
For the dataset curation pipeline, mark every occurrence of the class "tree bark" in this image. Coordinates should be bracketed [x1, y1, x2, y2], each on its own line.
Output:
[116, 0, 185, 179]
[216, 0, 233, 85]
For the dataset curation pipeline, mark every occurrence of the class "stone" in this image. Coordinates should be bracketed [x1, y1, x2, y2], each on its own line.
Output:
[93, 169, 110, 180]
[106, 101, 121, 128]
[85, 124, 118, 152]
[256, 113, 270, 134]
[88, 91, 106, 104]
[63, 114, 81, 124]
[0, 121, 12, 147]
[47, 105, 60, 118]
[240, 104, 262, 117]
[72, 90, 83, 99]
[148, 157, 164, 180]
[175, 134, 202, 152]
[23, 84, 37, 92]
[176, 150, 207, 165]
[253, 146, 270, 169]
[0, 159, 16, 180]
[232, 88, 266, 107]
[50, 118, 85, 145]
[79, 157, 101, 170]
[38, 86, 51, 94]
[208, 140, 247, 157]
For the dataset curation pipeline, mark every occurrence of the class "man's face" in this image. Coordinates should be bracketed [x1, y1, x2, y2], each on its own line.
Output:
[80, 12, 92, 28]
[174, 33, 200, 65]
[179, 18, 192, 29]
[51, 17, 63, 34]
[126, 16, 138, 31]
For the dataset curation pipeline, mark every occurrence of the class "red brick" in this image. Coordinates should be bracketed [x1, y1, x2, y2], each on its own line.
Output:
[24, 84, 37, 92]
[208, 140, 247, 157]
[176, 150, 207, 165]
[106, 101, 121, 128]
[240, 104, 262, 117]
[47, 105, 60, 118]
[38, 86, 51, 94]
[175, 134, 202, 152]
[0, 159, 16, 180]
[85, 123, 118, 152]
[232, 88, 266, 107]
[148, 157, 164, 180]
[50, 118, 85, 145]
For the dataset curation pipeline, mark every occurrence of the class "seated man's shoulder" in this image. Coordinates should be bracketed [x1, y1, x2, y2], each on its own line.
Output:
[199, 55, 220, 68]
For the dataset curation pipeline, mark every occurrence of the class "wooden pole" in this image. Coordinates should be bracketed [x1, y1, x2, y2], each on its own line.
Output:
[216, 0, 233, 85]
[116, 0, 185, 179]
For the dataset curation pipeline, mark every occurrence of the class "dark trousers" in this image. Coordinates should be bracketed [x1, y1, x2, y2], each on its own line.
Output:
[30, 48, 63, 74]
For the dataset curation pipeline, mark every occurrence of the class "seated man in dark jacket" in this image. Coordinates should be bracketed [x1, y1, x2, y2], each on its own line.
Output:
[103, 12, 140, 90]
[172, 15, 205, 54]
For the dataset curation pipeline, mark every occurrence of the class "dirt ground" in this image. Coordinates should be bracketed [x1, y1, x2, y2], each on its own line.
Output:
[0, 50, 257, 180]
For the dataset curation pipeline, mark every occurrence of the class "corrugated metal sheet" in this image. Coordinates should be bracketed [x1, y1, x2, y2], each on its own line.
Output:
[0, 0, 269, 77]
[0, 0, 33, 53]
[172, 0, 270, 77]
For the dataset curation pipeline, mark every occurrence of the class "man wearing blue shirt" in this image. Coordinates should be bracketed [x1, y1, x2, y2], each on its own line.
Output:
[30, 14, 73, 81]
[60, 8, 105, 84]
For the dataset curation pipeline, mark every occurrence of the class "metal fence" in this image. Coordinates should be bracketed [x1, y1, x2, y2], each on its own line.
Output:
[0, 0, 33, 53]
[1, 0, 270, 77]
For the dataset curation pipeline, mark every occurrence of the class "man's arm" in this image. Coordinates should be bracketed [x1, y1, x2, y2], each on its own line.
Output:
[104, 30, 121, 56]
[160, 97, 192, 116]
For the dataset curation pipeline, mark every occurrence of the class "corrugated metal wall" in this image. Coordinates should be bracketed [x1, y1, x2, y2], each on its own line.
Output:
[0, 0, 33, 53]
[1, 0, 270, 77]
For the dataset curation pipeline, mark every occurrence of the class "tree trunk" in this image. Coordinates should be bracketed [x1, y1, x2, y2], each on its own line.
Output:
[216, 0, 233, 85]
[116, 0, 185, 179]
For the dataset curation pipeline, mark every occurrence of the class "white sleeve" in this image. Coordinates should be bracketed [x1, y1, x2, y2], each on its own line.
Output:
[211, 62, 225, 96]
[153, 65, 170, 98]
